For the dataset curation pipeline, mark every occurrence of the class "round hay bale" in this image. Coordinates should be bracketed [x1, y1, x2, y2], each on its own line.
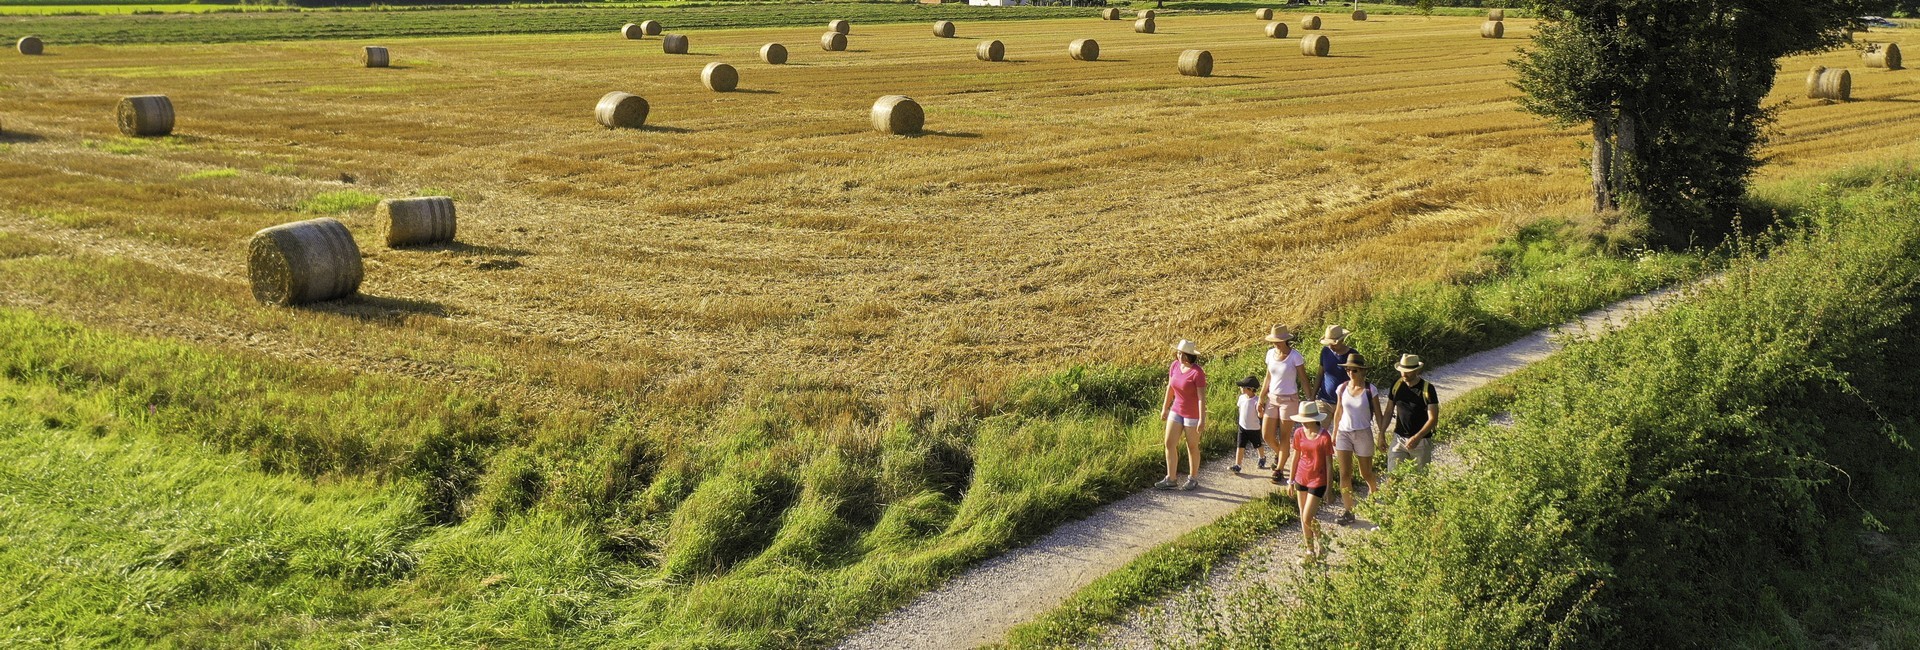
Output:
[1807, 66, 1852, 101]
[1265, 22, 1289, 38]
[1301, 33, 1330, 57]
[1069, 38, 1099, 61]
[17, 36, 43, 55]
[822, 31, 848, 51]
[595, 91, 649, 128]
[1137, 9, 1155, 19]
[1865, 42, 1903, 70]
[662, 33, 689, 54]
[1134, 17, 1155, 34]
[872, 95, 923, 135]
[361, 46, 389, 68]
[702, 62, 738, 92]
[379, 196, 456, 248]
[828, 19, 850, 35]
[1177, 49, 1213, 77]
[1481, 21, 1505, 39]
[1254, 8, 1273, 20]
[1301, 15, 1322, 30]
[934, 20, 956, 38]
[640, 20, 661, 36]
[1351, 9, 1367, 21]
[248, 218, 363, 306]
[621, 23, 644, 39]
[116, 95, 174, 137]
[760, 42, 788, 64]
[977, 39, 1005, 62]
[1101, 7, 1119, 20]
[1488, 8, 1505, 21]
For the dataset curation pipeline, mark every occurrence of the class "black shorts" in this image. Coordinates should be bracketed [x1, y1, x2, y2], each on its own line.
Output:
[1295, 483, 1327, 498]
[1237, 427, 1264, 449]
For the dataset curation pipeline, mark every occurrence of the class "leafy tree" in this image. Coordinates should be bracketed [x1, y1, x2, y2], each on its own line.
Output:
[1512, 0, 1867, 246]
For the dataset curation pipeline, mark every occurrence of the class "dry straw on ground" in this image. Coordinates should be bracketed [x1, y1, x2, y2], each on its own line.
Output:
[1352, 9, 1368, 21]
[1255, 8, 1273, 20]
[1302, 15, 1322, 30]
[1265, 22, 1289, 38]
[977, 39, 1005, 62]
[871, 95, 923, 135]
[1808, 66, 1852, 100]
[379, 197, 457, 248]
[1488, 8, 1505, 21]
[702, 62, 739, 92]
[620, 23, 643, 39]
[1101, 7, 1119, 20]
[1135, 17, 1155, 34]
[821, 31, 848, 51]
[594, 91, 648, 128]
[829, 19, 851, 34]
[16, 35, 43, 55]
[661, 34, 688, 54]
[1865, 43, 1903, 70]
[934, 20, 956, 38]
[1301, 33, 1330, 57]
[640, 20, 662, 36]
[361, 46, 389, 68]
[1482, 21, 1505, 39]
[247, 217, 364, 306]
[116, 95, 174, 137]
[1069, 38, 1099, 60]
[1178, 49, 1213, 77]
[759, 43, 787, 64]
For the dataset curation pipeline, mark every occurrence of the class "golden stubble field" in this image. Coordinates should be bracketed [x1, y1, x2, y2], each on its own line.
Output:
[1, 13, 1916, 417]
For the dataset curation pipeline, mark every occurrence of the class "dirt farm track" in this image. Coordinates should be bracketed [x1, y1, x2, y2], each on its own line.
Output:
[2, 13, 1916, 412]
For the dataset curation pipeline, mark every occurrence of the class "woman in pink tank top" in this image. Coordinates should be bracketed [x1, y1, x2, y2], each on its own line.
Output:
[1157, 339, 1208, 491]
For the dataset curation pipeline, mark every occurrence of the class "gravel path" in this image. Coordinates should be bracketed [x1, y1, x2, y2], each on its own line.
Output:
[836, 285, 1692, 650]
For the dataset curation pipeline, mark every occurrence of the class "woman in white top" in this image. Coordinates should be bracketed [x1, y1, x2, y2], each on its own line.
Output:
[1326, 352, 1385, 525]
[1257, 325, 1311, 485]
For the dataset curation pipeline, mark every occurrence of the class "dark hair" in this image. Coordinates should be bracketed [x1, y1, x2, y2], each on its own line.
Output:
[1179, 352, 1201, 365]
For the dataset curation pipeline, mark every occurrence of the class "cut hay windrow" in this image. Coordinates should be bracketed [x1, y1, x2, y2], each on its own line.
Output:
[1352, 9, 1367, 21]
[702, 62, 738, 92]
[760, 43, 788, 64]
[248, 217, 363, 306]
[1301, 33, 1330, 57]
[1255, 8, 1273, 20]
[1101, 7, 1119, 20]
[116, 95, 173, 137]
[822, 31, 847, 51]
[1265, 22, 1289, 38]
[872, 95, 922, 135]
[1177, 49, 1213, 77]
[361, 46, 389, 68]
[1488, 8, 1505, 21]
[828, 19, 850, 34]
[1865, 43, 1903, 70]
[934, 20, 956, 38]
[1069, 38, 1099, 61]
[595, 91, 648, 128]
[640, 19, 662, 36]
[17, 35, 43, 55]
[378, 196, 457, 248]
[1302, 15, 1322, 30]
[1482, 21, 1505, 39]
[1807, 66, 1852, 101]
[1134, 17, 1155, 34]
[620, 23, 643, 39]
[977, 39, 1005, 62]
[662, 33, 688, 54]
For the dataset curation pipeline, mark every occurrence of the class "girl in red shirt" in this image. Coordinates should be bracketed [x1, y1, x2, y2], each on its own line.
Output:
[1290, 400, 1335, 563]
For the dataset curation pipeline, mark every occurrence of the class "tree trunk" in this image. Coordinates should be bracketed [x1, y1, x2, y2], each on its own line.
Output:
[1614, 102, 1639, 210]
[1592, 116, 1615, 212]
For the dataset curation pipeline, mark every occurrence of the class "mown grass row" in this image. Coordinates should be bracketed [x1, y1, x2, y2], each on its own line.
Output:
[1179, 163, 1920, 648]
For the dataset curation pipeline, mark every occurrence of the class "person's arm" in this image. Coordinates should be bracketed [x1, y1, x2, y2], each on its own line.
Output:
[1258, 372, 1272, 411]
[1294, 363, 1312, 401]
[1408, 387, 1440, 447]
[1328, 395, 1345, 431]
[1160, 383, 1174, 420]
[1196, 393, 1207, 431]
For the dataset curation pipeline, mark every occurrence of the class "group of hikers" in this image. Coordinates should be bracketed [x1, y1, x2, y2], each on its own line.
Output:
[1158, 325, 1440, 563]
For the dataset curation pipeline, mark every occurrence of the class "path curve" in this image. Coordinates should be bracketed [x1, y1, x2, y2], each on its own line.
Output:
[836, 285, 1693, 650]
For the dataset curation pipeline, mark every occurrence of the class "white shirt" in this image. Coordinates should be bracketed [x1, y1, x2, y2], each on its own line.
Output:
[1338, 382, 1375, 432]
[1236, 394, 1262, 430]
[1265, 347, 1305, 396]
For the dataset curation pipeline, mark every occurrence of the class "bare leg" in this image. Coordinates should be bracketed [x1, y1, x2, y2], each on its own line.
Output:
[1183, 424, 1203, 477]
[1301, 491, 1323, 555]
[1162, 417, 1182, 481]
[1357, 455, 1380, 499]
[1262, 415, 1285, 472]
[1337, 450, 1356, 513]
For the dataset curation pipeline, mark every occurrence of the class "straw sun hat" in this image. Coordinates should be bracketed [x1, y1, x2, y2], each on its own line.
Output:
[1264, 324, 1295, 343]
[1172, 339, 1202, 356]
[1289, 400, 1331, 423]
[1338, 353, 1370, 369]
[1320, 325, 1350, 345]
[1395, 354, 1426, 372]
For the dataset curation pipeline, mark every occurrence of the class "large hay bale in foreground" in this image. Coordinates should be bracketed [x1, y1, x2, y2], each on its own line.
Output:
[361, 46, 389, 68]
[1265, 22, 1289, 38]
[1069, 38, 1099, 61]
[1351, 9, 1367, 21]
[595, 91, 649, 128]
[977, 39, 1005, 62]
[1807, 66, 1852, 100]
[379, 196, 456, 248]
[662, 34, 689, 54]
[1177, 49, 1212, 77]
[822, 31, 848, 51]
[621, 23, 643, 39]
[1482, 21, 1505, 38]
[1254, 8, 1273, 20]
[1301, 34, 1330, 57]
[116, 95, 174, 137]
[1101, 7, 1119, 20]
[760, 43, 788, 64]
[1488, 8, 1505, 21]
[1134, 17, 1155, 34]
[248, 218, 363, 306]
[828, 19, 850, 34]
[934, 20, 956, 38]
[17, 36, 43, 55]
[1865, 43, 1903, 70]
[640, 20, 661, 35]
[1137, 9, 1154, 19]
[872, 95, 923, 135]
[702, 62, 738, 92]
[1301, 15, 1322, 30]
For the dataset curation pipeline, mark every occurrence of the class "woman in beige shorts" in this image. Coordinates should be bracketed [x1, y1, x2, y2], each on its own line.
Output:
[1327, 352, 1385, 525]
[1258, 324, 1311, 485]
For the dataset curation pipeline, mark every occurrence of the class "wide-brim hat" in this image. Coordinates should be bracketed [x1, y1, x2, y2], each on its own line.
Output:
[1395, 354, 1426, 372]
[1320, 325, 1350, 345]
[1290, 400, 1330, 423]
[1264, 324, 1295, 343]
[1235, 375, 1261, 389]
[1172, 339, 1202, 357]
[1338, 353, 1370, 369]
